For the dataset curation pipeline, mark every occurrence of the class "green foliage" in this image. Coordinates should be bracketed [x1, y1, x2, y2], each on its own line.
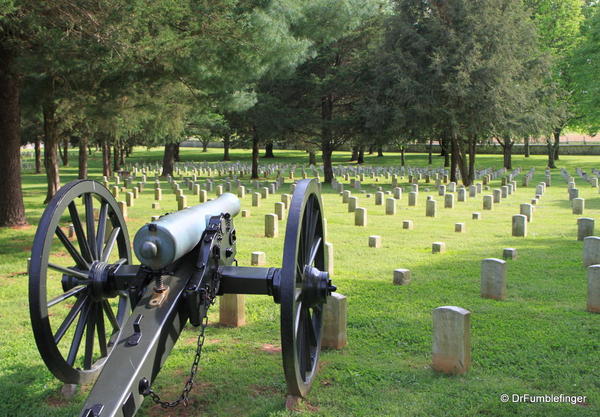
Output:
[525, 0, 585, 57]
[524, 0, 586, 130]
[374, 0, 553, 141]
[569, 4, 600, 134]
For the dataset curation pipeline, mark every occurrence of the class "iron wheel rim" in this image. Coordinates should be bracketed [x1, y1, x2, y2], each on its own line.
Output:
[29, 180, 131, 384]
[280, 179, 326, 397]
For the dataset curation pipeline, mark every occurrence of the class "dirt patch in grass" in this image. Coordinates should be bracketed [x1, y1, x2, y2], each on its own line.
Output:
[44, 392, 69, 408]
[5, 271, 27, 277]
[249, 384, 281, 397]
[285, 396, 319, 413]
[259, 343, 281, 354]
[10, 224, 32, 231]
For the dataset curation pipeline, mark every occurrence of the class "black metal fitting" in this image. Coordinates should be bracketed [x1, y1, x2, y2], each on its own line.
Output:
[138, 378, 151, 396]
[127, 314, 143, 346]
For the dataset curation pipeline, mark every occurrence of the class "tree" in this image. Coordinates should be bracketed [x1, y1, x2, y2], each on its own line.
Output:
[570, 3, 600, 134]
[373, 0, 551, 184]
[525, 0, 585, 163]
[0, 39, 26, 225]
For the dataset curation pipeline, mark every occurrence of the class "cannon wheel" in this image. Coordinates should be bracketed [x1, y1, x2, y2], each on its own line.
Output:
[280, 179, 327, 397]
[29, 180, 132, 384]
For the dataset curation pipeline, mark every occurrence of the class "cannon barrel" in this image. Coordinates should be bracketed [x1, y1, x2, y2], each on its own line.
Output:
[133, 192, 240, 269]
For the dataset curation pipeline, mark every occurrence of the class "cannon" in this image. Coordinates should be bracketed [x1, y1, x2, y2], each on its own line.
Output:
[28, 178, 335, 417]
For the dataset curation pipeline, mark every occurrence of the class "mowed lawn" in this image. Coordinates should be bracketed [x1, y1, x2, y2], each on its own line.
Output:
[1, 148, 599, 417]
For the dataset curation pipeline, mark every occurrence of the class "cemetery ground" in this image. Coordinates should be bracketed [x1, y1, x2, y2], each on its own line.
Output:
[1, 148, 599, 417]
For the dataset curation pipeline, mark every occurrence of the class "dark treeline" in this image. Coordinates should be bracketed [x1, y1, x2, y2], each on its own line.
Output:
[1, 0, 599, 226]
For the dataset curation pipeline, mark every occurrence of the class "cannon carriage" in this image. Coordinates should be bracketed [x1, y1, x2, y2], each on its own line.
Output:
[28, 178, 334, 417]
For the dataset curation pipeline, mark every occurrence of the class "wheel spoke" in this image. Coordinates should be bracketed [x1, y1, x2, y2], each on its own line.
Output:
[306, 308, 318, 347]
[294, 302, 303, 335]
[47, 285, 87, 308]
[115, 295, 129, 325]
[95, 201, 109, 260]
[102, 300, 120, 332]
[83, 303, 97, 369]
[55, 227, 90, 270]
[296, 264, 303, 282]
[306, 236, 322, 267]
[54, 295, 88, 344]
[301, 198, 314, 265]
[101, 227, 121, 263]
[68, 201, 93, 263]
[297, 307, 306, 378]
[303, 312, 312, 372]
[66, 301, 91, 366]
[84, 193, 98, 261]
[306, 201, 319, 250]
[96, 305, 107, 357]
[48, 262, 90, 281]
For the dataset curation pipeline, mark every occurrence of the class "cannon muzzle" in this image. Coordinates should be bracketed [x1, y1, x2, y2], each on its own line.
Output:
[133, 192, 240, 269]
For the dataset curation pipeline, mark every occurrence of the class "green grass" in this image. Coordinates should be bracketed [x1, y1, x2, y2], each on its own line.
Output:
[1, 148, 599, 417]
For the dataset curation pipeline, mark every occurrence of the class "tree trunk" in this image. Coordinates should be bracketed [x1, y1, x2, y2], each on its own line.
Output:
[78, 136, 88, 179]
[119, 143, 126, 166]
[0, 48, 26, 226]
[251, 127, 259, 179]
[264, 142, 275, 158]
[467, 137, 476, 185]
[102, 137, 111, 177]
[43, 102, 61, 204]
[125, 144, 132, 157]
[440, 136, 447, 156]
[113, 142, 121, 173]
[308, 150, 316, 166]
[428, 138, 433, 165]
[524, 136, 530, 157]
[502, 140, 513, 170]
[400, 146, 405, 166]
[357, 146, 364, 164]
[202, 139, 209, 152]
[553, 127, 561, 160]
[546, 138, 556, 169]
[161, 142, 176, 177]
[34, 135, 42, 174]
[60, 137, 69, 166]
[322, 146, 333, 183]
[223, 135, 231, 161]
[321, 95, 334, 183]
[350, 146, 358, 161]
[454, 137, 469, 186]
[377, 146, 383, 157]
[174, 142, 180, 162]
[450, 134, 459, 183]
[441, 136, 450, 167]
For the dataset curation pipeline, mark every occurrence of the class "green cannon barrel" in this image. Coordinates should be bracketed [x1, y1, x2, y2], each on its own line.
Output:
[133, 192, 241, 269]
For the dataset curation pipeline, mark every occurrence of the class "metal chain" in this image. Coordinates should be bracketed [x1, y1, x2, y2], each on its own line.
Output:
[144, 295, 215, 408]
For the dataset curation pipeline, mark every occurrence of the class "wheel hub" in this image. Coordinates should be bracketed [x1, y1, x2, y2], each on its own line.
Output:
[301, 265, 336, 307]
[89, 260, 114, 300]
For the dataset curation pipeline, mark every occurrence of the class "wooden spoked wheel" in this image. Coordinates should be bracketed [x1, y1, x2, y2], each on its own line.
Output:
[280, 179, 333, 397]
[29, 180, 132, 384]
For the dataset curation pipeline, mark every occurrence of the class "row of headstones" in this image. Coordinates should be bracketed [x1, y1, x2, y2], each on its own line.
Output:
[342, 178, 521, 224]
[426, 244, 599, 376]
[125, 160, 516, 185]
